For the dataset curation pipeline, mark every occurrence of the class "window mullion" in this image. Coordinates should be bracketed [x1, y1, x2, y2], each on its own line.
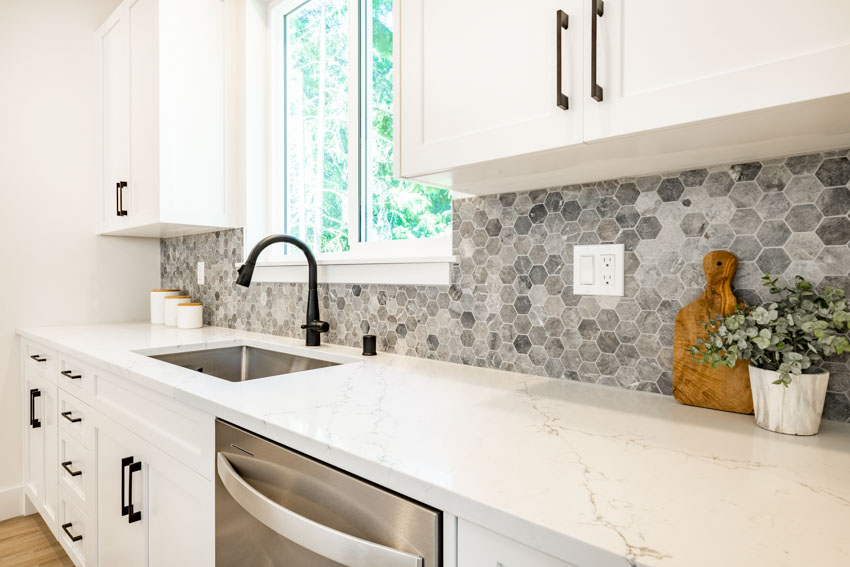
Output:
[346, 0, 363, 252]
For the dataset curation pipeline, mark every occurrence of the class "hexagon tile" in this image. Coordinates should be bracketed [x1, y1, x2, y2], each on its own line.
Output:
[162, 148, 850, 423]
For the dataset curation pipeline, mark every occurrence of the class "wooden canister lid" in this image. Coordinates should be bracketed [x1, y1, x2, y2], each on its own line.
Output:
[177, 303, 203, 306]
[164, 296, 192, 299]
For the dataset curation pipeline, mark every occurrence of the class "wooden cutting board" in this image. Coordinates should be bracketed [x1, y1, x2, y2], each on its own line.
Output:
[673, 251, 753, 414]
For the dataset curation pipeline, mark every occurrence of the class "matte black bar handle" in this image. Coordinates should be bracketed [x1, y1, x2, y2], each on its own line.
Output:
[121, 456, 132, 517]
[556, 10, 569, 110]
[590, 0, 604, 102]
[60, 370, 82, 380]
[128, 460, 142, 523]
[116, 181, 128, 216]
[61, 411, 82, 424]
[61, 523, 83, 543]
[30, 389, 41, 429]
[30, 354, 46, 363]
[61, 461, 82, 477]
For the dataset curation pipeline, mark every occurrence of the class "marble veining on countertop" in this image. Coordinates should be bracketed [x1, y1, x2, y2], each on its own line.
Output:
[17, 323, 850, 567]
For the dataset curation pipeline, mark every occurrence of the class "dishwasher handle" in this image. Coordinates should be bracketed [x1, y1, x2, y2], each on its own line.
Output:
[217, 452, 424, 567]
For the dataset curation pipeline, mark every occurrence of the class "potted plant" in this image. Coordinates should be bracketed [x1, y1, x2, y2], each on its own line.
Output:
[689, 275, 849, 435]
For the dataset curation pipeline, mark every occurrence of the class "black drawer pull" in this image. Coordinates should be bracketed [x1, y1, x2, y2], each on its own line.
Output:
[556, 10, 570, 110]
[590, 0, 604, 102]
[60, 370, 82, 380]
[29, 389, 41, 429]
[61, 411, 82, 424]
[61, 461, 82, 477]
[30, 354, 46, 362]
[61, 522, 83, 543]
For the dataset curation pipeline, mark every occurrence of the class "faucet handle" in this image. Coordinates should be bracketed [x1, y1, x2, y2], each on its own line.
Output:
[301, 320, 330, 333]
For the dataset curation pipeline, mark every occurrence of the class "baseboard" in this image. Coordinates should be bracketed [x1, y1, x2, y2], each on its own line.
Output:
[0, 485, 24, 522]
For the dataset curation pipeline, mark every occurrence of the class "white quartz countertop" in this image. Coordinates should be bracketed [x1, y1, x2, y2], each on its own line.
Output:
[17, 323, 850, 567]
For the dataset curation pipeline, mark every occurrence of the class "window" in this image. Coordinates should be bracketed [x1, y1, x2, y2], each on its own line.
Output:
[268, 0, 452, 263]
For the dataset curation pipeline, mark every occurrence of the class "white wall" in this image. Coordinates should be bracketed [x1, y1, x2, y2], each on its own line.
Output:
[0, 0, 160, 520]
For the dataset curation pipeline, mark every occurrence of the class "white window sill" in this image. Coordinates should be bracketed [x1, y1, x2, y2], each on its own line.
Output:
[236, 256, 457, 285]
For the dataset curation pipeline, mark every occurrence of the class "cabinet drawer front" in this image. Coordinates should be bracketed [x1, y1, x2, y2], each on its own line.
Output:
[58, 390, 93, 450]
[23, 339, 57, 382]
[58, 494, 92, 567]
[58, 355, 92, 398]
[59, 431, 94, 511]
[93, 368, 214, 479]
[457, 520, 576, 567]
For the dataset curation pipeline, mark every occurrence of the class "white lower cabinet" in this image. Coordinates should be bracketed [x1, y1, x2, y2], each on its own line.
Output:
[22, 338, 214, 567]
[457, 520, 576, 567]
[96, 416, 213, 567]
[23, 369, 58, 533]
[96, 423, 146, 567]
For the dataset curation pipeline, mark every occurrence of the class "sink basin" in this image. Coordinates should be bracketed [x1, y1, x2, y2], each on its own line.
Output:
[149, 346, 340, 382]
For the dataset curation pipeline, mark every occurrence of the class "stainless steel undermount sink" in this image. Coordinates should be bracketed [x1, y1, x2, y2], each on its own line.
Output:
[149, 346, 340, 382]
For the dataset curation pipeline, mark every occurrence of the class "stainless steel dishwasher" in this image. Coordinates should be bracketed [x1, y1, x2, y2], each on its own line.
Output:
[215, 420, 441, 567]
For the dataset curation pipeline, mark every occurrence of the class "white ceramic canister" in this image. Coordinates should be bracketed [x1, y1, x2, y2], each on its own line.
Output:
[150, 289, 181, 324]
[177, 303, 204, 329]
[164, 296, 192, 326]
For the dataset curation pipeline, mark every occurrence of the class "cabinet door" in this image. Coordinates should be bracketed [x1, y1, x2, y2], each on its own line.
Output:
[398, 0, 584, 177]
[583, 0, 850, 141]
[96, 426, 146, 567]
[24, 374, 45, 509]
[98, 8, 131, 233]
[127, 0, 161, 225]
[148, 457, 213, 566]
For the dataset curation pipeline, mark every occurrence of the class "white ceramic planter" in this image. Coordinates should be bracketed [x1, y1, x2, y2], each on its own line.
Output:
[749, 365, 830, 435]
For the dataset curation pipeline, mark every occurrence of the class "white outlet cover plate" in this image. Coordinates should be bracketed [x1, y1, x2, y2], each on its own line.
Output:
[573, 243, 624, 296]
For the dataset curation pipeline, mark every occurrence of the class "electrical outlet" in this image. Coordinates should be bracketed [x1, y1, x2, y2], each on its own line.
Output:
[197, 261, 205, 285]
[600, 254, 615, 287]
[572, 244, 624, 296]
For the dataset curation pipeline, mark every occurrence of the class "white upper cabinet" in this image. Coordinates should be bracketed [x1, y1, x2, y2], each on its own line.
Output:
[396, 0, 850, 194]
[398, 0, 585, 177]
[584, 0, 850, 141]
[96, 0, 229, 238]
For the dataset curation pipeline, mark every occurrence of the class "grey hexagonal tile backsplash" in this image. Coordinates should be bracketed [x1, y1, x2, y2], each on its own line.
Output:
[162, 149, 850, 422]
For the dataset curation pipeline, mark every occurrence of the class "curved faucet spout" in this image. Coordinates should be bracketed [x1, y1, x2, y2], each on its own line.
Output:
[236, 234, 327, 346]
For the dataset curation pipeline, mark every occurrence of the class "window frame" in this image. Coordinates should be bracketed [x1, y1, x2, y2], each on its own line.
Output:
[257, 0, 454, 284]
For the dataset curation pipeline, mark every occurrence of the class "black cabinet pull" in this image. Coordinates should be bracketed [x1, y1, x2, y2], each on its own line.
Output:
[60, 370, 82, 380]
[61, 411, 82, 424]
[590, 0, 604, 102]
[30, 354, 46, 363]
[121, 456, 132, 517]
[128, 460, 142, 523]
[556, 10, 569, 110]
[116, 181, 128, 216]
[61, 461, 82, 477]
[121, 456, 142, 523]
[29, 389, 41, 429]
[61, 522, 83, 543]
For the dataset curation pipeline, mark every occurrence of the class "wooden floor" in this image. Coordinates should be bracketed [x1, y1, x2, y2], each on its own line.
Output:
[0, 514, 73, 567]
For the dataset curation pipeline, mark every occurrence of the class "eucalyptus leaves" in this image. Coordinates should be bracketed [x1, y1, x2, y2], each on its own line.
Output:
[689, 275, 850, 386]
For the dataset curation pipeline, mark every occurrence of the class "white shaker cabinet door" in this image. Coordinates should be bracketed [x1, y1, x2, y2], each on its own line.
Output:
[147, 456, 213, 567]
[583, 0, 850, 141]
[96, 425, 146, 567]
[24, 374, 46, 511]
[398, 0, 585, 177]
[98, 8, 131, 233]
